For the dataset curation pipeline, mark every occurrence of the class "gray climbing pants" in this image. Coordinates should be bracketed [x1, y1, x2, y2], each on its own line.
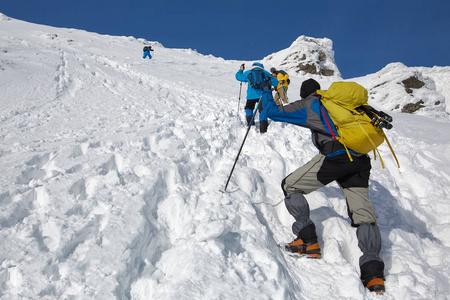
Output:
[282, 153, 383, 267]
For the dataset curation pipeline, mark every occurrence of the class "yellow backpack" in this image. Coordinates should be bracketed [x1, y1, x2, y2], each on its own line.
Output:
[316, 82, 400, 168]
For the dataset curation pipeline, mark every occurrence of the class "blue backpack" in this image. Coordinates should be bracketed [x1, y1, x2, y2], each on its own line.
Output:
[247, 69, 266, 90]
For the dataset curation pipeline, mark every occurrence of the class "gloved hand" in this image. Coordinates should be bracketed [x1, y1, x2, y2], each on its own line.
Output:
[240, 64, 245, 71]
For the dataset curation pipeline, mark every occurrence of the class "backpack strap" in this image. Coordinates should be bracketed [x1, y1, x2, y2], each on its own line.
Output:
[247, 70, 258, 88]
[320, 105, 337, 140]
[321, 104, 355, 162]
[358, 124, 400, 169]
[383, 133, 401, 168]
[357, 122, 385, 168]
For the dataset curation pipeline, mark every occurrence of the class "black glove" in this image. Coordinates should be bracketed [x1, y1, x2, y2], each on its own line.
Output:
[240, 64, 245, 71]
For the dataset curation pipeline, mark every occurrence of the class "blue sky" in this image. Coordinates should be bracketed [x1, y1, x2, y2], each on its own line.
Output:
[2, 0, 449, 78]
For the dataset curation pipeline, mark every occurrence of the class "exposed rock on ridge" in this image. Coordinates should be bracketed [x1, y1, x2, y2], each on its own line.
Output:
[262, 35, 342, 78]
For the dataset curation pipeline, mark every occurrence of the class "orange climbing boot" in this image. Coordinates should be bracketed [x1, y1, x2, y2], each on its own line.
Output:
[285, 238, 321, 258]
[364, 277, 385, 295]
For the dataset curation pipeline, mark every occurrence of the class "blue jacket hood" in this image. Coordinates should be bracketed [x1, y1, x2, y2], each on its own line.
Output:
[252, 62, 264, 69]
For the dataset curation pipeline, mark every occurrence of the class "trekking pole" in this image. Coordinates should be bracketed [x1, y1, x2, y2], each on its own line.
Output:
[237, 64, 245, 114]
[237, 82, 242, 114]
[223, 96, 262, 192]
[280, 81, 289, 103]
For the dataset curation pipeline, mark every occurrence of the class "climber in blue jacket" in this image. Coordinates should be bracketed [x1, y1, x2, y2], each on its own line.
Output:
[143, 46, 153, 59]
[235, 62, 278, 133]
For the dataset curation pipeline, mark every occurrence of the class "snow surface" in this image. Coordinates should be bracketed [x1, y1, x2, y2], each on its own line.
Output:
[1, 13, 450, 300]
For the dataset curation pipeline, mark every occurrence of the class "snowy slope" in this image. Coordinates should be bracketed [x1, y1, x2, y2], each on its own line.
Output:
[1, 13, 450, 300]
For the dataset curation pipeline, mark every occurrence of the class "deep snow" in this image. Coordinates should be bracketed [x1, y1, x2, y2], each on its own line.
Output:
[1, 13, 450, 300]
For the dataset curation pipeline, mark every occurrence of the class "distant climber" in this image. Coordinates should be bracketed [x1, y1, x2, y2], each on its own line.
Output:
[143, 46, 154, 59]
